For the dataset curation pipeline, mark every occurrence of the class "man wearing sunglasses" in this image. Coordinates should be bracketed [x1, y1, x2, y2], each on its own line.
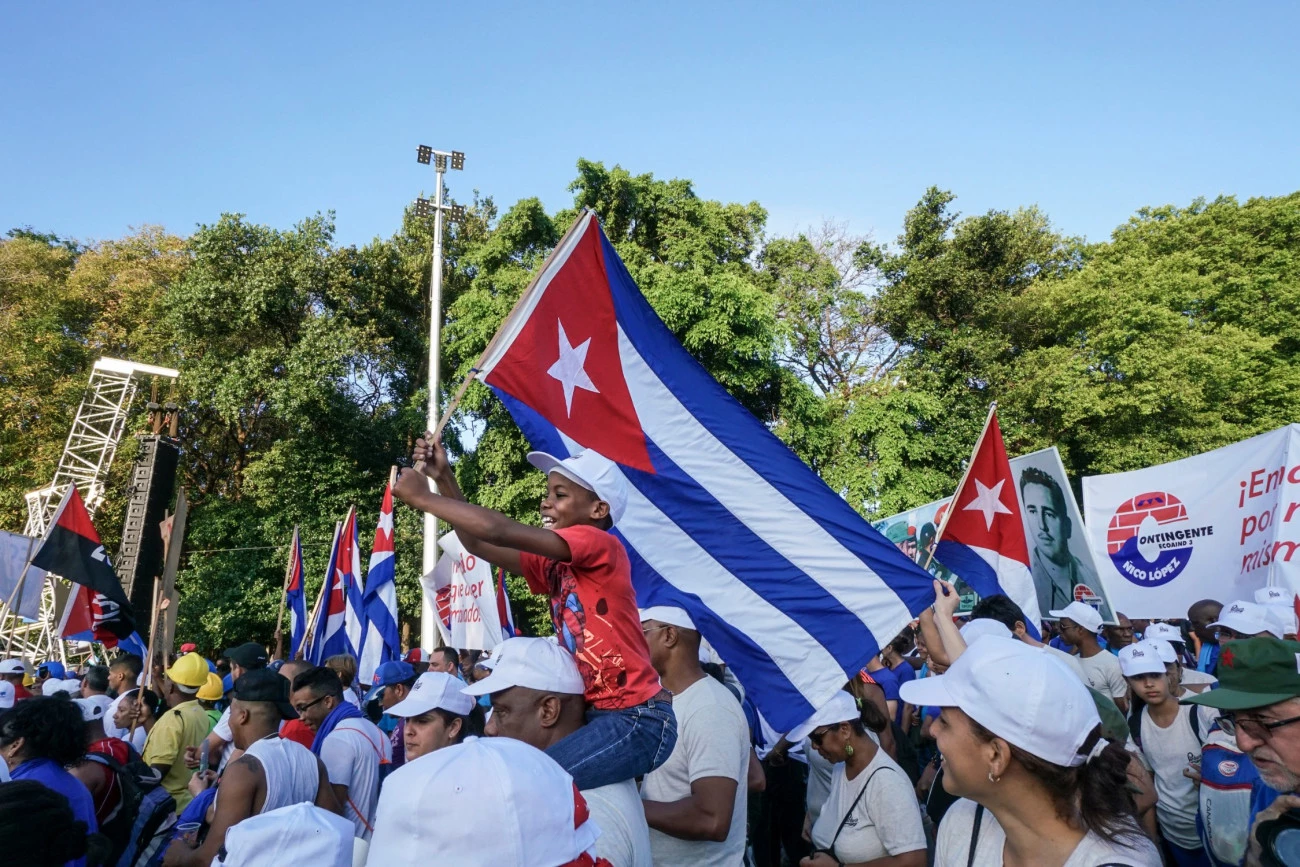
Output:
[1185, 636, 1300, 865]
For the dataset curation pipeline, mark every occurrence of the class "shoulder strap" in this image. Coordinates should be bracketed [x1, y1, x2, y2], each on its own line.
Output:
[1188, 705, 1203, 745]
[828, 765, 894, 854]
[968, 803, 985, 867]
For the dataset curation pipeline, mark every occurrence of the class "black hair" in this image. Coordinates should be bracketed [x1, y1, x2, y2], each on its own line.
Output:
[109, 653, 143, 680]
[83, 665, 110, 694]
[888, 630, 914, 656]
[436, 647, 459, 669]
[0, 780, 92, 866]
[432, 704, 485, 743]
[1019, 466, 1068, 515]
[971, 594, 1028, 633]
[0, 696, 86, 766]
[292, 666, 344, 699]
[969, 719, 1141, 845]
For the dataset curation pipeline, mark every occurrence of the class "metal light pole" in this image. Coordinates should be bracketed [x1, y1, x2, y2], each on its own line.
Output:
[414, 145, 465, 650]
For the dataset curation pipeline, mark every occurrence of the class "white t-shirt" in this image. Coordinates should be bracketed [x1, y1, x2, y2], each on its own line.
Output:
[584, 778, 653, 867]
[641, 675, 749, 867]
[1137, 703, 1218, 848]
[1042, 644, 1090, 684]
[1078, 650, 1127, 701]
[211, 708, 237, 771]
[104, 691, 148, 753]
[320, 717, 391, 839]
[810, 747, 926, 863]
[804, 736, 835, 827]
[935, 798, 1161, 866]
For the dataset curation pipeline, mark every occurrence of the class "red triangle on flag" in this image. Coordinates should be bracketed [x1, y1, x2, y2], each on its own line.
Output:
[940, 410, 1031, 567]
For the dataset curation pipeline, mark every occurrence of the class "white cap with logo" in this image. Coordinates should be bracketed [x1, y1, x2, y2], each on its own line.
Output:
[1118, 641, 1167, 678]
[367, 737, 601, 867]
[387, 672, 475, 719]
[1212, 600, 1284, 639]
[461, 637, 584, 698]
[0, 682, 13, 710]
[528, 450, 629, 526]
[74, 694, 113, 722]
[1047, 600, 1104, 634]
[1143, 622, 1185, 645]
[900, 635, 1101, 768]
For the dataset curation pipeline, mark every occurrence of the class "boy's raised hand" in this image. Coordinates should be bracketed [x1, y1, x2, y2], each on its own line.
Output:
[414, 432, 451, 479]
[392, 466, 430, 507]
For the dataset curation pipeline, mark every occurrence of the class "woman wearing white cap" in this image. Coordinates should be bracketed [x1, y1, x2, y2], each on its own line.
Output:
[789, 690, 926, 867]
[899, 637, 1160, 867]
[384, 672, 483, 762]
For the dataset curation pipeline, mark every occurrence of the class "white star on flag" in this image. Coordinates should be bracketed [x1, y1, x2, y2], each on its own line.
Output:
[376, 509, 393, 538]
[547, 320, 600, 416]
[962, 478, 1013, 531]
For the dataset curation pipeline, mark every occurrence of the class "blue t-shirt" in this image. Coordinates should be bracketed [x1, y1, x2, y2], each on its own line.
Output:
[869, 665, 901, 702]
[890, 661, 916, 686]
[13, 757, 98, 867]
[1199, 643, 1221, 675]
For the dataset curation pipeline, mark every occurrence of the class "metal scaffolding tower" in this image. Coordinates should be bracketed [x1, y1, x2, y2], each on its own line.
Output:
[6, 357, 179, 658]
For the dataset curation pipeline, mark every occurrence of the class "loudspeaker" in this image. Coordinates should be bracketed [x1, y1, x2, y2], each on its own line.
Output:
[116, 436, 180, 630]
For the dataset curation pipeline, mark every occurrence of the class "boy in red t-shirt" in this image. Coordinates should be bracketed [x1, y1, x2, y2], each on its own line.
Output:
[393, 436, 676, 790]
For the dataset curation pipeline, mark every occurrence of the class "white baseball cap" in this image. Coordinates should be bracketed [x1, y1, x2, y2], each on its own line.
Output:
[639, 606, 696, 631]
[959, 619, 1012, 644]
[366, 737, 600, 867]
[899, 635, 1100, 768]
[528, 450, 629, 526]
[1118, 641, 1167, 678]
[0, 682, 13, 710]
[1257, 587, 1291, 606]
[0, 658, 27, 675]
[1048, 601, 1104, 634]
[42, 678, 78, 697]
[461, 637, 584, 697]
[216, 802, 354, 867]
[1267, 605, 1299, 637]
[1143, 622, 1185, 645]
[1212, 600, 1284, 639]
[73, 695, 113, 722]
[387, 672, 475, 718]
[789, 691, 859, 743]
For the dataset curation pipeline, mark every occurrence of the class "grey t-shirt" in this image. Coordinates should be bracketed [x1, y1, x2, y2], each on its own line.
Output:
[935, 798, 1161, 866]
[585, 778, 653, 867]
[1078, 649, 1127, 700]
[641, 675, 749, 866]
[810, 747, 926, 863]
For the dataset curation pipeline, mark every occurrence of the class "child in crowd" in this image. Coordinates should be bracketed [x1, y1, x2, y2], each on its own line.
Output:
[392, 434, 675, 790]
[1120, 640, 1217, 867]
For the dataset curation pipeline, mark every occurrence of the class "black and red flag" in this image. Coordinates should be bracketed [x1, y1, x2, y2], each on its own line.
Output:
[31, 485, 137, 642]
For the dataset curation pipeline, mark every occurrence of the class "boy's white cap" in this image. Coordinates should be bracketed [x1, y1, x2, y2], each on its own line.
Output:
[1257, 587, 1290, 605]
[43, 678, 77, 697]
[1212, 600, 1284, 639]
[0, 682, 13, 710]
[1047, 601, 1103, 634]
[528, 449, 628, 526]
[1146, 639, 1177, 664]
[216, 802, 354, 867]
[387, 672, 475, 719]
[1119, 641, 1167, 678]
[639, 606, 696, 631]
[74, 695, 113, 722]
[899, 636, 1100, 768]
[461, 637, 583, 697]
[789, 691, 859, 743]
[959, 619, 1012, 644]
[0, 658, 27, 675]
[367, 737, 600, 867]
[1143, 622, 1185, 645]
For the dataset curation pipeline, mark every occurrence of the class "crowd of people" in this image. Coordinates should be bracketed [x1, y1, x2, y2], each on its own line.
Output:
[2, 438, 1298, 867]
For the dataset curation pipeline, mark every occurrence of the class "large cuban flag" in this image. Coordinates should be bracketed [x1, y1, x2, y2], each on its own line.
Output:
[932, 409, 1044, 637]
[309, 508, 364, 664]
[359, 484, 400, 681]
[469, 210, 936, 730]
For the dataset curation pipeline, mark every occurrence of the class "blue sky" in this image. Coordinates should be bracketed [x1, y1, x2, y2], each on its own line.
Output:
[3, 3, 1297, 250]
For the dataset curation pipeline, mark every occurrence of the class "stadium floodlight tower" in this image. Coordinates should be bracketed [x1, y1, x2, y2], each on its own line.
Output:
[414, 145, 466, 597]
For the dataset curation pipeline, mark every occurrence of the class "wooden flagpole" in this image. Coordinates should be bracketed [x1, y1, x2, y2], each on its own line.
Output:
[141, 577, 162, 688]
[273, 526, 299, 660]
[919, 402, 998, 572]
[299, 521, 341, 660]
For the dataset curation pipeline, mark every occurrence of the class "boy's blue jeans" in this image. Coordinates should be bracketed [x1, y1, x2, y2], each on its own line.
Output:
[545, 692, 677, 790]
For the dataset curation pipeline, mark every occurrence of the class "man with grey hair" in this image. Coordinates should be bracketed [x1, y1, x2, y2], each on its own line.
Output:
[1185, 636, 1300, 865]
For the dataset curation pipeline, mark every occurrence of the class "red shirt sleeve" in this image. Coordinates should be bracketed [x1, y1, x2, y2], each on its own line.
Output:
[519, 525, 617, 596]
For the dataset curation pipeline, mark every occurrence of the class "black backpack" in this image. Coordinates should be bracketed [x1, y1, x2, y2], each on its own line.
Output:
[84, 749, 177, 867]
[1127, 702, 1203, 751]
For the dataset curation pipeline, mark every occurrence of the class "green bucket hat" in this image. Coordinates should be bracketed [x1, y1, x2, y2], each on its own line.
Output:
[1184, 636, 1300, 711]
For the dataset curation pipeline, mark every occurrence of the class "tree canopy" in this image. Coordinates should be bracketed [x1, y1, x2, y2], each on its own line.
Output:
[3, 166, 1296, 649]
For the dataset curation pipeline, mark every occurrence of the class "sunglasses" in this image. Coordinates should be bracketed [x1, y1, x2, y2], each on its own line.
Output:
[809, 727, 834, 746]
[1220, 713, 1300, 741]
[1215, 627, 1247, 641]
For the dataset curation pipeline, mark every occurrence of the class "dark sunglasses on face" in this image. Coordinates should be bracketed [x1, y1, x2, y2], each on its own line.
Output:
[809, 727, 832, 746]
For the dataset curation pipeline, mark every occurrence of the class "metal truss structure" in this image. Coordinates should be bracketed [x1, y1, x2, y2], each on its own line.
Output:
[5, 357, 179, 659]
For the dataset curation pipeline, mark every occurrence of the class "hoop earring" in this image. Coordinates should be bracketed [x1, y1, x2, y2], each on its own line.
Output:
[988, 772, 999, 783]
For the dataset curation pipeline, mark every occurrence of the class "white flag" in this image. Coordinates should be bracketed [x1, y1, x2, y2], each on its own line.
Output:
[420, 531, 502, 651]
[0, 530, 47, 620]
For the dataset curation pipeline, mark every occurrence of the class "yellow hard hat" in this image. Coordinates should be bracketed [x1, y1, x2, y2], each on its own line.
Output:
[165, 652, 211, 689]
[197, 671, 225, 701]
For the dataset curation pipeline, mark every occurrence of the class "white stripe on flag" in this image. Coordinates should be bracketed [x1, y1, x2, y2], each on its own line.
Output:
[558, 432, 848, 711]
[966, 545, 1043, 627]
[616, 326, 914, 638]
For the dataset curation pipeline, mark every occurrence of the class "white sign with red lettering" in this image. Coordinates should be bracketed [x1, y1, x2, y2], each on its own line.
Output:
[1083, 424, 1300, 618]
[420, 531, 502, 651]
